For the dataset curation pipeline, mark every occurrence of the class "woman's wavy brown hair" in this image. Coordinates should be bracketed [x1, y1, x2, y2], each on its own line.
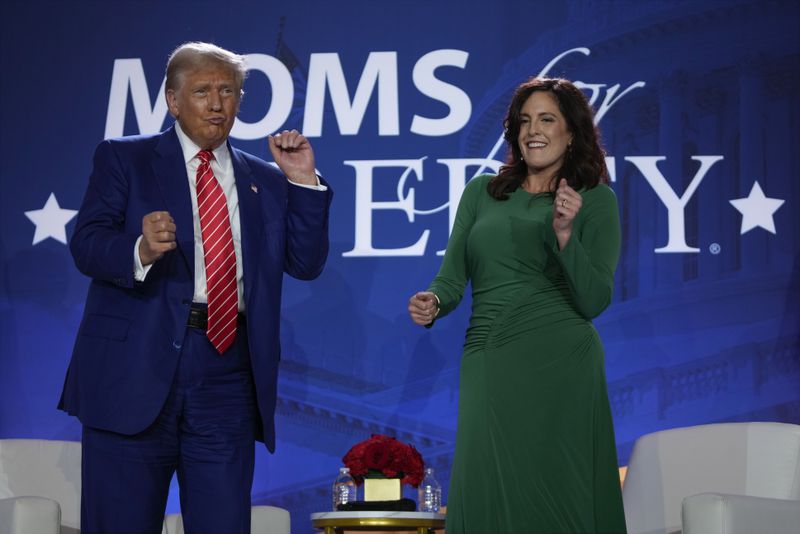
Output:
[488, 77, 608, 200]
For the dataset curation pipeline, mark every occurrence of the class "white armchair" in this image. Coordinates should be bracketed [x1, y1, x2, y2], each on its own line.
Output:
[622, 422, 800, 534]
[0, 438, 290, 534]
[162, 505, 290, 534]
[0, 439, 82, 534]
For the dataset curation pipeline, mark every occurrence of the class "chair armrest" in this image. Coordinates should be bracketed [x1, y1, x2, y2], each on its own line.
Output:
[162, 507, 289, 534]
[682, 493, 800, 534]
[251, 505, 290, 534]
[0, 496, 61, 534]
[163, 512, 182, 534]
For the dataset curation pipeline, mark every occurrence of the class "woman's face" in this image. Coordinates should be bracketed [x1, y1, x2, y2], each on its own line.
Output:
[517, 91, 573, 179]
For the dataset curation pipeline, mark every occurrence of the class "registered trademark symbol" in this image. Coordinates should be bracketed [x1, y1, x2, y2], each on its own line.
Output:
[709, 243, 721, 255]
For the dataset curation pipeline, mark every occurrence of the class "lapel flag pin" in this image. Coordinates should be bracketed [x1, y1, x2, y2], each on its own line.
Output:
[250, 183, 259, 194]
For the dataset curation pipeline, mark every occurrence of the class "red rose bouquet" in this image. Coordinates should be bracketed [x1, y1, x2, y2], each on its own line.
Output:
[342, 434, 425, 487]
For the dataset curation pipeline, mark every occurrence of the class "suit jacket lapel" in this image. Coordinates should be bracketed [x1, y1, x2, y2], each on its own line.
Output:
[230, 144, 263, 307]
[152, 127, 194, 276]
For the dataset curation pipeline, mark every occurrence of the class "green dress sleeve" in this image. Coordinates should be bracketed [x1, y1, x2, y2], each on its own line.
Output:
[426, 174, 486, 320]
[555, 184, 621, 319]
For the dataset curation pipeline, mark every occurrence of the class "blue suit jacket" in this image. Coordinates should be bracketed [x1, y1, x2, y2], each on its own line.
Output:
[59, 127, 332, 452]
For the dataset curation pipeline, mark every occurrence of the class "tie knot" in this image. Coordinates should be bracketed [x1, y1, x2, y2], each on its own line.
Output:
[197, 150, 214, 165]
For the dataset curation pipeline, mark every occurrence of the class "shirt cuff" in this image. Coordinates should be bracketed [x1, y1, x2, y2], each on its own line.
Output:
[133, 235, 153, 282]
[289, 174, 328, 191]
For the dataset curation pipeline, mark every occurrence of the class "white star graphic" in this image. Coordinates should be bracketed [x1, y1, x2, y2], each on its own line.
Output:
[24, 193, 78, 245]
[729, 181, 785, 235]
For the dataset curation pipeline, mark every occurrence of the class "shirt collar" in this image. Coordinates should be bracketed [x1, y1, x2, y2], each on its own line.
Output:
[173, 122, 230, 168]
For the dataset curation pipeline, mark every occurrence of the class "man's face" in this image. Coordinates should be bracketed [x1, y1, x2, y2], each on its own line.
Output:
[166, 62, 240, 150]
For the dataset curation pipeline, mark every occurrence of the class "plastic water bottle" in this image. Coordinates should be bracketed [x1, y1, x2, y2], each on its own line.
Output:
[417, 467, 441, 513]
[332, 467, 357, 510]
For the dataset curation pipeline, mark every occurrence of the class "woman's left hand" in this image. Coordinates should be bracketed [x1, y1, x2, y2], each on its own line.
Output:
[553, 178, 583, 249]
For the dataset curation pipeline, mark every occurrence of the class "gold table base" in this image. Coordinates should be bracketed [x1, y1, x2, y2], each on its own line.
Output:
[311, 513, 445, 534]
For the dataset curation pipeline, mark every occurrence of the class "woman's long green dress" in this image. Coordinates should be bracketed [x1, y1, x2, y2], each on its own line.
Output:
[428, 174, 627, 533]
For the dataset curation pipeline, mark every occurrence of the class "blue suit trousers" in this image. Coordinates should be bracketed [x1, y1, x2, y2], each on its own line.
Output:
[80, 323, 257, 534]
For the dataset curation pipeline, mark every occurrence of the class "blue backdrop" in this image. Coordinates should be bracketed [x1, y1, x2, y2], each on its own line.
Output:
[2, 0, 798, 531]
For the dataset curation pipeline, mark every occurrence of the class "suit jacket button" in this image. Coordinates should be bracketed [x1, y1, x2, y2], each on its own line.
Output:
[172, 340, 182, 350]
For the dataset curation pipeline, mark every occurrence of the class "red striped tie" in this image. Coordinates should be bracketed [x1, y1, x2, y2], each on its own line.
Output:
[196, 150, 238, 354]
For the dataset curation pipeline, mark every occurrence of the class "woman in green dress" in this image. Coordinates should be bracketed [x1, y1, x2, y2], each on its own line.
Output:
[408, 77, 627, 533]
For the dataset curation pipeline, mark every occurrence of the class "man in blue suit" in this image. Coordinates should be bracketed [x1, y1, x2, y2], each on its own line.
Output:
[59, 42, 332, 534]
